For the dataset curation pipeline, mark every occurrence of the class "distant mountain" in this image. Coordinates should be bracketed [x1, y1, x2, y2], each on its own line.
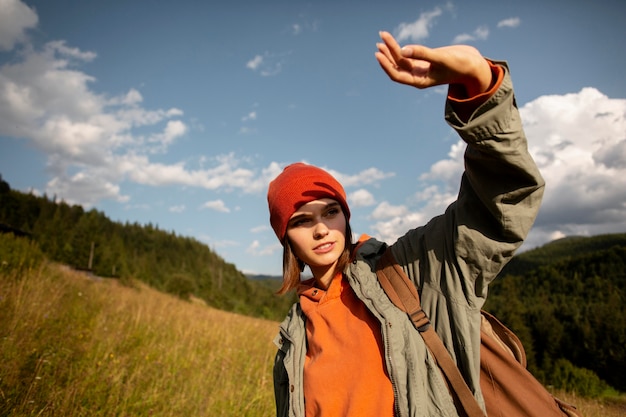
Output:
[501, 233, 626, 277]
[487, 233, 626, 393]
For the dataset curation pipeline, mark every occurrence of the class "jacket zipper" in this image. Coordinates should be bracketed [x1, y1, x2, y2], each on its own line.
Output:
[384, 319, 405, 417]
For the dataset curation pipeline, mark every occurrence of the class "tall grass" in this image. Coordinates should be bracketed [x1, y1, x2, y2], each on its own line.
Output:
[555, 390, 626, 417]
[1, 262, 278, 416]
[1, 257, 625, 416]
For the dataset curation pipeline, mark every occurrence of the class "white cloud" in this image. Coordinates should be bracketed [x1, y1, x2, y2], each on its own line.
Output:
[349, 189, 376, 208]
[250, 225, 270, 233]
[0, 6, 282, 208]
[371, 201, 408, 220]
[0, 0, 38, 51]
[394, 6, 444, 42]
[147, 119, 187, 153]
[371, 212, 426, 243]
[265, 163, 395, 191]
[521, 88, 626, 238]
[332, 167, 395, 187]
[245, 52, 284, 76]
[452, 26, 489, 44]
[497, 17, 521, 28]
[169, 204, 186, 213]
[246, 239, 281, 256]
[201, 199, 230, 213]
[47, 40, 97, 61]
[242, 111, 257, 122]
[368, 87, 626, 248]
[246, 55, 263, 70]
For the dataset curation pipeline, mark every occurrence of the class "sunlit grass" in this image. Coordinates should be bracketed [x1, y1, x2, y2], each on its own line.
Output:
[1, 263, 278, 416]
[2, 261, 624, 416]
[554, 390, 626, 417]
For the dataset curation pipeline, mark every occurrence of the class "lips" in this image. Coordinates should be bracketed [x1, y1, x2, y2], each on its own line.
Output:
[313, 241, 335, 254]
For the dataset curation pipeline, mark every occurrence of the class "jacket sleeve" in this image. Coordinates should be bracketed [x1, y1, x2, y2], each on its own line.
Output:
[391, 61, 545, 307]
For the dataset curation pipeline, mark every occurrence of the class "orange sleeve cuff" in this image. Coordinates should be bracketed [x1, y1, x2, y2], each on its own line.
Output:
[447, 61, 504, 121]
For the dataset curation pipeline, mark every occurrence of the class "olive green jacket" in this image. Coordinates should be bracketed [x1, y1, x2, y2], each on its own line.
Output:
[273, 62, 545, 417]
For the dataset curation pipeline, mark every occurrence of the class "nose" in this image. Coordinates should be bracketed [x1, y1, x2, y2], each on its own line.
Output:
[313, 220, 329, 239]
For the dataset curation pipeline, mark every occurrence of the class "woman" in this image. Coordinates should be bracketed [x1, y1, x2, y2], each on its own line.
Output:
[267, 31, 544, 417]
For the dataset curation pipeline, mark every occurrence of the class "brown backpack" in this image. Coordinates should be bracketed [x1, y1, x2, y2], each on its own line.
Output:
[375, 248, 582, 417]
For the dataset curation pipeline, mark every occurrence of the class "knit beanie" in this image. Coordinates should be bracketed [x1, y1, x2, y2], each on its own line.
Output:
[267, 163, 350, 242]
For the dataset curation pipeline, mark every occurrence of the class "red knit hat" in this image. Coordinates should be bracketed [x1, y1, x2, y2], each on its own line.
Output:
[267, 163, 350, 242]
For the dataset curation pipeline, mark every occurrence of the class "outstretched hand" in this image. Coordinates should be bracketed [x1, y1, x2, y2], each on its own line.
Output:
[375, 31, 492, 97]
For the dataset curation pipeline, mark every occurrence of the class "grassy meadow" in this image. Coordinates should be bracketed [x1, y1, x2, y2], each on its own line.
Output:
[2, 260, 625, 416]
[1, 262, 278, 416]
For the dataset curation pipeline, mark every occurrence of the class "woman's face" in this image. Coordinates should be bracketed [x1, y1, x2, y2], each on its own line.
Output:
[286, 198, 347, 277]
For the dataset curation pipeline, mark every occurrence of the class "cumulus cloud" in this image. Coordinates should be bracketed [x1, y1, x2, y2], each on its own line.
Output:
[241, 111, 257, 122]
[0, 0, 38, 51]
[371, 201, 408, 220]
[245, 52, 284, 76]
[348, 189, 376, 208]
[394, 6, 445, 42]
[169, 204, 186, 213]
[246, 239, 280, 256]
[201, 199, 230, 213]
[521, 88, 626, 246]
[0, 34, 193, 204]
[498, 17, 521, 28]
[452, 26, 489, 44]
[332, 167, 395, 187]
[0, 2, 284, 207]
[246, 55, 263, 70]
[250, 224, 270, 233]
[148, 120, 188, 153]
[367, 87, 626, 248]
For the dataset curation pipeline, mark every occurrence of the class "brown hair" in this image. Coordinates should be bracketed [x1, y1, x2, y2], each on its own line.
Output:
[276, 219, 354, 295]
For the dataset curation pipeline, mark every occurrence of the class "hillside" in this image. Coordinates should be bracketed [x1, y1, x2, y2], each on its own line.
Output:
[1, 242, 625, 416]
[2, 172, 625, 398]
[486, 233, 626, 393]
[500, 233, 626, 277]
[0, 175, 295, 321]
[0, 253, 278, 416]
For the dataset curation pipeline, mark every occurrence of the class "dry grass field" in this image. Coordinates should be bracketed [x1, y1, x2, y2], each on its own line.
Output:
[1, 262, 624, 416]
[1, 263, 277, 416]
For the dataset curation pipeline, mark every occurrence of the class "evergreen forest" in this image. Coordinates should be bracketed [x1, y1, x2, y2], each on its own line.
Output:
[1, 174, 624, 395]
[0, 175, 295, 321]
[485, 234, 626, 394]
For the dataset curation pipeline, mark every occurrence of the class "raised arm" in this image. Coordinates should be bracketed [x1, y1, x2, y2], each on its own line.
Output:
[376, 32, 545, 301]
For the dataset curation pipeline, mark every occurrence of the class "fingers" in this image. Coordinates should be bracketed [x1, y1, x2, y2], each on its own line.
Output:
[376, 42, 394, 65]
[375, 50, 398, 81]
[378, 31, 404, 63]
[375, 32, 426, 87]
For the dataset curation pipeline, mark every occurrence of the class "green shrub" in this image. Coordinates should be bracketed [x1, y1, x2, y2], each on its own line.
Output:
[0, 233, 45, 275]
[164, 272, 198, 299]
[549, 358, 613, 398]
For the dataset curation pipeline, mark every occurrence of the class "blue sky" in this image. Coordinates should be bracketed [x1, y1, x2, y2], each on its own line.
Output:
[1, 0, 625, 276]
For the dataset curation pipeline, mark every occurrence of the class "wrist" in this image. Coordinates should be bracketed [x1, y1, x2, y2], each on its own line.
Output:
[454, 57, 492, 98]
[447, 62, 504, 121]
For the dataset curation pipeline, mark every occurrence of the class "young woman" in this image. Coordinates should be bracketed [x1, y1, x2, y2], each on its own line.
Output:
[267, 31, 545, 417]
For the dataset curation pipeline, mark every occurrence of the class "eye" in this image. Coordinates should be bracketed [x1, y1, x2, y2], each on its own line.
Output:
[289, 217, 310, 228]
[324, 206, 341, 217]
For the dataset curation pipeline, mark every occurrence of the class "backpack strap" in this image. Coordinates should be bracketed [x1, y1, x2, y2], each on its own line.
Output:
[376, 248, 487, 417]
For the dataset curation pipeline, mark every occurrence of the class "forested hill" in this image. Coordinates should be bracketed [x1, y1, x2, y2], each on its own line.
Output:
[0, 175, 295, 321]
[2, 173, 624, 394]
[486, 233, 626, 394]
[500, 233, 626, 277]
